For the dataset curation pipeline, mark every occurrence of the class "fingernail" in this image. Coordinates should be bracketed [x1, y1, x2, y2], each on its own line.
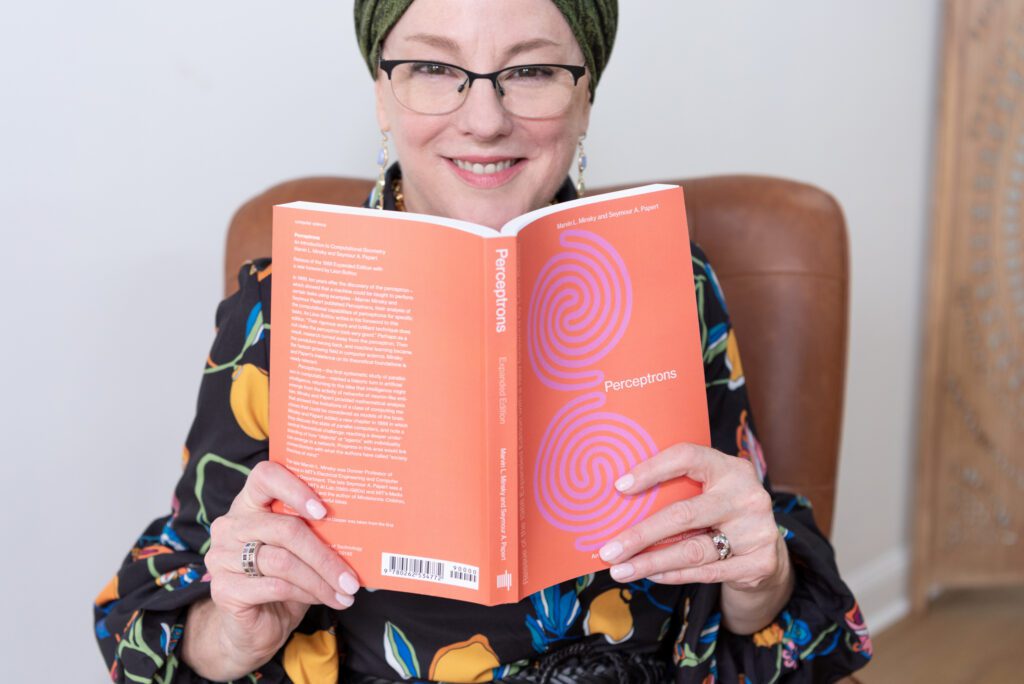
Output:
[615, 474, 635, 492]
[339, 572, 360, 595]
[335, 592, 355, 607]
[610, 563, 634, 581]
[599, 541, 623, 562]
[306, 499, 327, 519]
[649, 572, 665, 581]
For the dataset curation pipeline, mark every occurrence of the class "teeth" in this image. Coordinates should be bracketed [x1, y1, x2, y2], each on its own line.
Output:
[453, 159, 516, 175]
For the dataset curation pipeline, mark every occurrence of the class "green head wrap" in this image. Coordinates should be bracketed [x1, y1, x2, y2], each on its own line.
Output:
[354, 0, 618, 101]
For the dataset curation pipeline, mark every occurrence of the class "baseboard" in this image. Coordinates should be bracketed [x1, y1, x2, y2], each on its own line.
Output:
[841, 546, 911, 635]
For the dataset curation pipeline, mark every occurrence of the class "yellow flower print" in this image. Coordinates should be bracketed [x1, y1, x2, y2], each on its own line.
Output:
[428, 634, 500, 683]
[753, 622, 784, 648]
[725, 329, 745, 390]
[584, 588, 635, 644]
[94, 574, 119, 607]
[249, 261, 273, 282]
[230, 363, 269, 440]
[283, 628, 339, 684]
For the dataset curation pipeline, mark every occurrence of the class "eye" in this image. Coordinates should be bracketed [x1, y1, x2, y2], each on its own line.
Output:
[507, 66, 555, 80]
[410, 62, 458, 77]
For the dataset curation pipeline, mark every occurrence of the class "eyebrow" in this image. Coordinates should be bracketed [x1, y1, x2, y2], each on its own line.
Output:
[402, 34, 563, 61]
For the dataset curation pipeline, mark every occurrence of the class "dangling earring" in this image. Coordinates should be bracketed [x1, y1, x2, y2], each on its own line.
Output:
[576, 134, 588, 197]
[372, 130, 390, 211]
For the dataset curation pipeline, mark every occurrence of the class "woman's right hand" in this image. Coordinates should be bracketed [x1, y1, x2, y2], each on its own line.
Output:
[181, 461, 359, 679]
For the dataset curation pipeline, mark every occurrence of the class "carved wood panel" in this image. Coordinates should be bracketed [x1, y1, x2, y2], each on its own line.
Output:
[913, 0, 1024, 612]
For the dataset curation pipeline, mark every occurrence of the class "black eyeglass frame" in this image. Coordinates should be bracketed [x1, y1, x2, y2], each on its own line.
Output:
[378, 58, 587, 115]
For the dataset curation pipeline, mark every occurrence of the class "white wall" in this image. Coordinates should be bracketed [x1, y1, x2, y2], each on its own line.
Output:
[0, 1, 939, 679]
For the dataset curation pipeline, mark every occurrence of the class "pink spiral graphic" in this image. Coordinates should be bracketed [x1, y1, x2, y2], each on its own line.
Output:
[527, 230, 633, 390]
[534, 392, 660, 551]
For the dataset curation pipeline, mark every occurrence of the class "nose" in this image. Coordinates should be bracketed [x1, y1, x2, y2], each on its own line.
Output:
[453, 77, 514, 140]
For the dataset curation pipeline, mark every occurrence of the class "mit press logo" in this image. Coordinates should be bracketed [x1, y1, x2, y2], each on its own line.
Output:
[496, 570, 512, 591]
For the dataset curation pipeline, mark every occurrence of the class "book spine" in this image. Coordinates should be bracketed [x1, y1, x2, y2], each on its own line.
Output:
[512, 237, 525, 602]
[484, 236, 518, 604]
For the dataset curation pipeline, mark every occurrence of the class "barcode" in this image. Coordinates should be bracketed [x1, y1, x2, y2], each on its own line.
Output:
[381, 553, 479, 590]
[387, 555, 444, 580]
[452, 565, 478, 583]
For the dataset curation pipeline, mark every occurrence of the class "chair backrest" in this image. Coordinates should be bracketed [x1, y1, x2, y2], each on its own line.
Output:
[225, 175, 849, 537]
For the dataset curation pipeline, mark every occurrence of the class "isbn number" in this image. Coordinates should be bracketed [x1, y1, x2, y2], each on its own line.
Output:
[381, 553, 480, 590]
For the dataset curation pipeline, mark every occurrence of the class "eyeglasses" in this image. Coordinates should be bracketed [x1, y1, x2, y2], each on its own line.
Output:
[378, 58, 587, 119]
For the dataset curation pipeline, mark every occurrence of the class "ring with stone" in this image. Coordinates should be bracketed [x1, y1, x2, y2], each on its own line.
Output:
[710, 530, 732, 561]
[241, 540, 264, 578]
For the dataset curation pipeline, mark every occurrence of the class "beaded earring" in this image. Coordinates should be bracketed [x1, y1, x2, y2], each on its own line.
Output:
[576, 134, 588, 197]
[371, 130, 390, 211]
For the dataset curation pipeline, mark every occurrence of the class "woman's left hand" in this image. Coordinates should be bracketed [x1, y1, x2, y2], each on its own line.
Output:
[597, 442, 787, 593]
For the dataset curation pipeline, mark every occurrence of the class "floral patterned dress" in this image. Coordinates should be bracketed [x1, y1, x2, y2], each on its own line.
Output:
[94, 166, 873, 683]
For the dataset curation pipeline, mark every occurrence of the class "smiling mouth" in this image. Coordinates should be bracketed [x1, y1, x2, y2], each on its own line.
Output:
[449, 158, 523, 175]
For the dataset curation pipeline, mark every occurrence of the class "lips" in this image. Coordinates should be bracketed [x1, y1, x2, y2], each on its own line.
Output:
[449, 157, 522, 176]
[445, 156, 525, 188]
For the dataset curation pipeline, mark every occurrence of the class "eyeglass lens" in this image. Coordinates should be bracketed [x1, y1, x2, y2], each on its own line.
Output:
[389, 63, 578, 118]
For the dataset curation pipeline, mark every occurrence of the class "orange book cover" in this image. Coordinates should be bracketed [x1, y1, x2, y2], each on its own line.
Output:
[269, 185, 709, 605]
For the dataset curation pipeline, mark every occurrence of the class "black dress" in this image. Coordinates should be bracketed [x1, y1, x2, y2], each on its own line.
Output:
[94, 165, 873, 683]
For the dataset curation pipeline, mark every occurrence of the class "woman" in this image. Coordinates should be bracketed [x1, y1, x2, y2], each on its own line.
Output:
[94, 1, 873, 681]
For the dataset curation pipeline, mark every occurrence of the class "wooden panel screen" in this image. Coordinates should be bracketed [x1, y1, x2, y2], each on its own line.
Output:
[913, 0, 1024, 612]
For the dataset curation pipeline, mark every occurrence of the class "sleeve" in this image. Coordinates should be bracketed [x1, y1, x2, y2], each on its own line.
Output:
[93, 261, 337, 683]
[672, 245, 873, 683]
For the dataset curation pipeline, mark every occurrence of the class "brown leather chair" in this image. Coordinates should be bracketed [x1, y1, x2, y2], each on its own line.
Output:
[225, 177, 861, 682]
[225, 175, 849, 538]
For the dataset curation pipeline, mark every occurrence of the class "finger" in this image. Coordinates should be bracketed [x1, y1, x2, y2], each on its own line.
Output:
[606, 532, 723, 583]
[709, 513, 778, 556]
[614, 442, 727, 494]
[211, 573, 353, 613]
[205, 543, 348, 611]
[233, 461, 327, 520]
[642, 555, 760, 586]
[248, 544, 355, 610]
[211, 511, 361, 598]
[598, 494, 731, 564]
[648, 547, 784, 589]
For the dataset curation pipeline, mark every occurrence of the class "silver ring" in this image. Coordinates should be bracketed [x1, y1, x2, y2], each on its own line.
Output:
[711, 530, 732, 561]
[241, 541, 264, 578]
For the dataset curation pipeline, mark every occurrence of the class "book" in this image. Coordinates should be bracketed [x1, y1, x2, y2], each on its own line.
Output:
[268, 184, 710, 606]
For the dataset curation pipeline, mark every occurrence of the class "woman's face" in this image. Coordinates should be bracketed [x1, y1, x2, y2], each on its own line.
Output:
[375, 0, 592, 229]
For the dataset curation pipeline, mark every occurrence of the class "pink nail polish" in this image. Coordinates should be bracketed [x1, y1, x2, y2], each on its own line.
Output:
[599, 541, 623, 562]
[306, 499, 327, 519]
[610, 563, 634, 581]
[339, 572, 360, 595]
